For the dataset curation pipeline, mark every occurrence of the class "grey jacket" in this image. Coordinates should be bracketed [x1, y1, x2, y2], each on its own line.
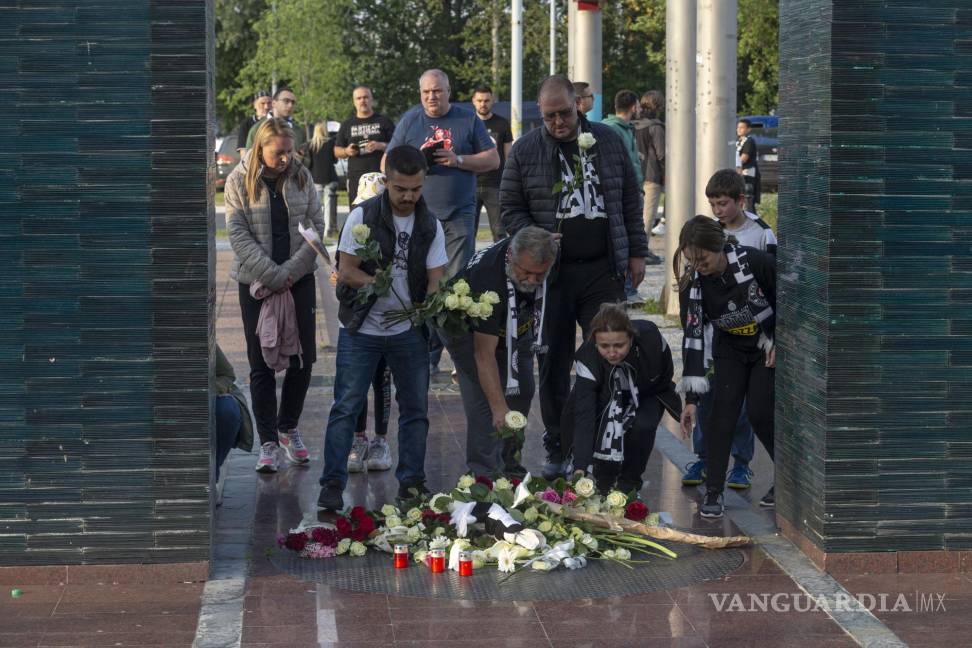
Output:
[225, 150, 324, 291]
[499, 117, 649, 277]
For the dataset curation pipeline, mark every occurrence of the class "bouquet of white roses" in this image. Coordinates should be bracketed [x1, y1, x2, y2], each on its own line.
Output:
[347, 223, 405, 306]
[382, 277, 501, 336]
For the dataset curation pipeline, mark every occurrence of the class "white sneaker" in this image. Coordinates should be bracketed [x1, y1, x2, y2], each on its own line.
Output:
[366, 437, 392, 471]
[651, 219, 666, 236]
[255, 442, 279, 473]
[278, 429, 310, 465]
[348, 435, 369, 473]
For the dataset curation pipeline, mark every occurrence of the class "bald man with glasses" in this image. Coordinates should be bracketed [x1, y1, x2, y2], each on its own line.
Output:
[500, 74, 649, 480]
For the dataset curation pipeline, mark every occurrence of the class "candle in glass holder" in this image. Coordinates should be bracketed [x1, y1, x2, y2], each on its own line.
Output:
[393, 544, 409, 569]
[458, 551, 473, 577]
[428, 549, 445, 573]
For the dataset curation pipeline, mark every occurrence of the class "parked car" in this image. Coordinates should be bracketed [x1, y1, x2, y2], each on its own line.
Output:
[739, 114, 778, 193]
[215, 132, 240, 190]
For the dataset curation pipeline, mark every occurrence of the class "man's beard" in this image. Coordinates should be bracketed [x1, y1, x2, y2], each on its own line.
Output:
[506, 262, 542, 293]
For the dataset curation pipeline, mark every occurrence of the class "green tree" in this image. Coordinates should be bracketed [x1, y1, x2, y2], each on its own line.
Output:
[215, 0, 266, 133]
[737, 0, 779, 114]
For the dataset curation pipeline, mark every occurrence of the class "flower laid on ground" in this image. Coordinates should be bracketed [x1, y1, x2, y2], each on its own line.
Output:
[383, 277, 499, 335]
[274, 471, 746, 569]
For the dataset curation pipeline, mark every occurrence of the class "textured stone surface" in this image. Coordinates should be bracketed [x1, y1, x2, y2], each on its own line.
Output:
[777, 1, 972, 553]
[0, 1, 214, 565]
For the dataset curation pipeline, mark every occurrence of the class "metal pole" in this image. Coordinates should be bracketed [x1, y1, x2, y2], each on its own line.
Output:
[695, 0, 737, 218]
[574, 2, 602, 121]
[662, 0, 696, 315]
[567, 0, 576, 79]
[511, 0, 523, 138]
[549, 0, 557, 75]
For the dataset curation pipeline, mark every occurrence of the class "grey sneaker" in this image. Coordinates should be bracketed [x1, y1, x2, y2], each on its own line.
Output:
[348, 435, 369, 473]
[366, 437, 392, 471]
[700, 488, 724, 519]
[278, 429, 310, 465]
[255, 442, 279, 474]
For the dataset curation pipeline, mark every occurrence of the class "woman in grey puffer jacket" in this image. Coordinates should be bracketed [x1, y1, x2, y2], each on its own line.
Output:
[224, 118, 325, 474]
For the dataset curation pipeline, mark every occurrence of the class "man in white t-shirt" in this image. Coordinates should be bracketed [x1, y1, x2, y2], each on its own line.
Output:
[318, 145, 448, 510]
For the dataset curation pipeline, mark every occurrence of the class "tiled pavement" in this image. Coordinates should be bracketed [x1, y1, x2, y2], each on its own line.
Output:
[3, 234, 970, 647]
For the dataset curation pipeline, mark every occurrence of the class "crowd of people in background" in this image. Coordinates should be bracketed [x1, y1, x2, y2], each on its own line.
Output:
[216, 70, 775, 522]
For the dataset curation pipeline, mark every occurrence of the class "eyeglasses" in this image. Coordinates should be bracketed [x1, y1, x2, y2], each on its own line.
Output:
[541, 107, 576, 123]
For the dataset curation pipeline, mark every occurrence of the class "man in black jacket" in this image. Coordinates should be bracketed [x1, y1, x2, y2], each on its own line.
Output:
[500, 75, 650, 479]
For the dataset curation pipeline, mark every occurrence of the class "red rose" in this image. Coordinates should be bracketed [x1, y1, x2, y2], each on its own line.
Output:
[350, 527, 366, 542]
[335, 517, 353, 538]
[625, 500, 649, 522]
[511, 478, 521, 487]
[350, 506, 367, 521]
[311, 527, 339, 546]
[421, 509, 438, 523]
[437, 513, 450, 524]
[284, 532, 308, 552]
[475, 475, 493, 490]
[357, 516, 376, 535]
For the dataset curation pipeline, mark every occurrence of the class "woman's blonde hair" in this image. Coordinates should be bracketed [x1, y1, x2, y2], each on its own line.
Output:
[244, 118, 305, 204]
[672, 215, 731, 290]
[309, 121, 329, 153]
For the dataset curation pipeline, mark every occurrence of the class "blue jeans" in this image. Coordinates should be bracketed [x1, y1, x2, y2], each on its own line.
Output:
[214, 395, 242, 481]
[320, 327, 430, 489]
[692, 388, 754, 466]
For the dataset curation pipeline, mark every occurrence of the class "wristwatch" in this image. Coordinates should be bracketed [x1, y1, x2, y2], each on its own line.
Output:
[455, 154, 464, 168]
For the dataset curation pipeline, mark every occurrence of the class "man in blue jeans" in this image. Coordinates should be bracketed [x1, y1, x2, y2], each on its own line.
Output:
[318, 146, 448, 511]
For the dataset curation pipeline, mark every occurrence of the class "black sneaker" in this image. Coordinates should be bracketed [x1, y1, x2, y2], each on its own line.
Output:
[397, 481, 430, 501]
[700, 488, 724, 519]
[760, 485, 775, 508]
[644, 251, 663, 266]
[317, 481, 344, 512]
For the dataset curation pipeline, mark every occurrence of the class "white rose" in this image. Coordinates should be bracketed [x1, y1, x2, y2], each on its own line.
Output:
[603, 549, 616, 559]
[522, 506, 538, 523]
[480, 290, 501, 305]
[349, 541, 367, 557]
[615, 548, 631, 560]
[458, 295, 474, 310]
[574, 477, 596, 498]
[380, 504, 399, 517]
[452, 279, 471, 296]
[406, 508, 423, 522]
[406, 526, 422, 543]
[493, 477, 512, 491]
[504, 410, 527, 430]
[457, 474, 476, 489]
[477, 302, 493, 319]
[444, 294, 461, 310]
[351, 223, 371, 245]
[606, 491, 628, 508]
[336, 538, 351, 555]
[465, 302, 482, 318]
[577, 132, 596, 150]
[580, 533, 598, 550]
[384, 515, 402, 529]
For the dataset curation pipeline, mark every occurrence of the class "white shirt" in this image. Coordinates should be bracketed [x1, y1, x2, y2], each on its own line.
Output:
[338, 206, 448, 336]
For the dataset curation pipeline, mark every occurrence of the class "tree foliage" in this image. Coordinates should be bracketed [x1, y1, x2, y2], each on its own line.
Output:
[214, 0, 779, 133]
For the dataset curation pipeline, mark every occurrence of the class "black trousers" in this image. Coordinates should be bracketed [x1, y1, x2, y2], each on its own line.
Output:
[475, 184, 505, 242]
[704, 345, 774, 492]
[355, 357, 391, 436]
[592, 397, 663, 495]
[239, 273, 317, 445]
[539, 259, 625, 461]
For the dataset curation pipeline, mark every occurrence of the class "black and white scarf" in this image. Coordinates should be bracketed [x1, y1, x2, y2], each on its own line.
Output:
[678, 244, 775, 396]
[556, 144, 606, 221]
[505, 272, 548, 396]
[593, 364, 639, 463]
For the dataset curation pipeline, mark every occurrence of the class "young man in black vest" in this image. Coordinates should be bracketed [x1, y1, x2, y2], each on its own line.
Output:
[318, 145, 448, 510]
